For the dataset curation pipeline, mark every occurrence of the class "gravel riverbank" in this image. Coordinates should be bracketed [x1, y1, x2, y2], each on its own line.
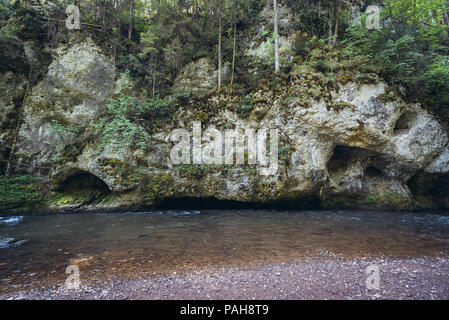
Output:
[2, 256, 449, 300]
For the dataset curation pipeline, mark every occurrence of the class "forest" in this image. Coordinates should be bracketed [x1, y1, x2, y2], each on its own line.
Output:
[1, 0, 448, 120]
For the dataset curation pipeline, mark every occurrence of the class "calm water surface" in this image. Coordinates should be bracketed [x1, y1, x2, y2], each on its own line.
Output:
[1, 209, 449, 293]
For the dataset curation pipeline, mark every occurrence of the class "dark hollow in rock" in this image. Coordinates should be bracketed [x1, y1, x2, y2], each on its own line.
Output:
[0, 147, 10, 175]
[327, 145, 366, 174]
[364, 165, 383, 178]
[394, 112, 415, 135]
[156, 196, 322, 210]
[407, 171, 449, 209]
[58, 171, 110, 194]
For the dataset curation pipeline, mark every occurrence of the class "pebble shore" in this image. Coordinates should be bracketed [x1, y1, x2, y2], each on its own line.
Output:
[2, 256, 449, 300]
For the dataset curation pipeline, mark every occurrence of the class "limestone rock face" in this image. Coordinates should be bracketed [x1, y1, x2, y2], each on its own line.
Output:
[50, 76, 449, 211]
[425, 144, 449, 174]
[262, 81, 447, 209]
[172, 57, 230, 95]
[0, 36, 34, 171]
[0, 72, 27, 165]
[2, 37, 449, 212]
[246, 36, 293, 63]
[14, 38, 115, 167]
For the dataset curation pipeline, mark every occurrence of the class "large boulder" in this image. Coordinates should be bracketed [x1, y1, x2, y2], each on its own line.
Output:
[14, 38, 116, 167]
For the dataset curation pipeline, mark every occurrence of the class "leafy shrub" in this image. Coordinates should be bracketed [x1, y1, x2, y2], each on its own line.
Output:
[0, 175, 44, 210]
[93, 92, 175, 151]
[342, 0, 449, 120]
[0, 0, 13, 20]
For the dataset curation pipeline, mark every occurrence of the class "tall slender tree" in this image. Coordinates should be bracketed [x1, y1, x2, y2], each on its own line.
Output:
[128, 0, 134, 40]
[231, 14, 237, 86]
[332, 0, 339, 45]
[217, 0, 223, 91]
[442, 0, 449, 25]
[273, 0, 279, 73]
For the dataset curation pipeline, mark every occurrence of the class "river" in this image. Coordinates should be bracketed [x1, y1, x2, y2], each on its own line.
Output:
[1, 209, 449, 295]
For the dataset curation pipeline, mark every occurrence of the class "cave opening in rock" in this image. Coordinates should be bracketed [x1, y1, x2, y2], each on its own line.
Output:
[394, 112, 414, 135]
[407, 172, 449, 208]
[0, 161, 5, 176]
[327, 145, 365, 173]
[364, 166, 383, 178]
[0, 147, 11, 175]
[59, 171, 110, 194]
[156, 196, 322, 210]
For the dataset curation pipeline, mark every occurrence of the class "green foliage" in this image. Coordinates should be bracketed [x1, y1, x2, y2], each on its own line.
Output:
[236, 93, 256, 118]
[0, 0, 13, 20]
[0, 175, 45, 210]
[262, 32, 277, 66]
[238, 104, 253, 117]
[387, 0, 448, 27]
[175, 164, 206, 177]
[50, 120, 79, 142]
[343, 0, 449, 120]
[278, 145, 291, 162]
[94, 97, 145, 150]
[423, 56, 449, 114]
[93, 73, 175, 151]
[118, 54, 147, 77]
[139, 24, 159, 58]
[282, 96, 297, 105]
[285, 0, 345, 39]
[4, 0, 449, 126]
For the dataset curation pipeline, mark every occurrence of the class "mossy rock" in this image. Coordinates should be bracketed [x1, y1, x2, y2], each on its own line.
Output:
[327, 102, 357, 113]
[141, 173, 174, 200]
[323, 190, 413, 211]
[337, 72, 355, 85]
[56, 195, 75, 206]
[376, 89, 397, 103]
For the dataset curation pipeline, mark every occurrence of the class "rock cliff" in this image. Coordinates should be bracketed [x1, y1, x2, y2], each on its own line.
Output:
[1, 34, 448, 213]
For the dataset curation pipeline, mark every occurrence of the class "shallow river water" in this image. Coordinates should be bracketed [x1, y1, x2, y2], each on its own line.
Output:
[1, 209, 449, 294]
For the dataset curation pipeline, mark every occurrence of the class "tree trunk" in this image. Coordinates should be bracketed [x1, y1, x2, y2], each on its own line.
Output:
[155, 0, 161, 23]
[217, 0, 222, 91]
[128, 0, 134, 40]
[102, 0, 106, 27]
[116, 1, 122, 67]
[113, 37, 117, 68]
[5, 67, 33, 180]
[194, 0, 198, 21]
[273, 0, 279, 73]
[231, 19, 236, 86]
[386, 0, 395, 26]
[444, 0, 449, 26]
[152, 55, 157, 98]
[332, 0, 339, 45]
[413, 0, 417, 24]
